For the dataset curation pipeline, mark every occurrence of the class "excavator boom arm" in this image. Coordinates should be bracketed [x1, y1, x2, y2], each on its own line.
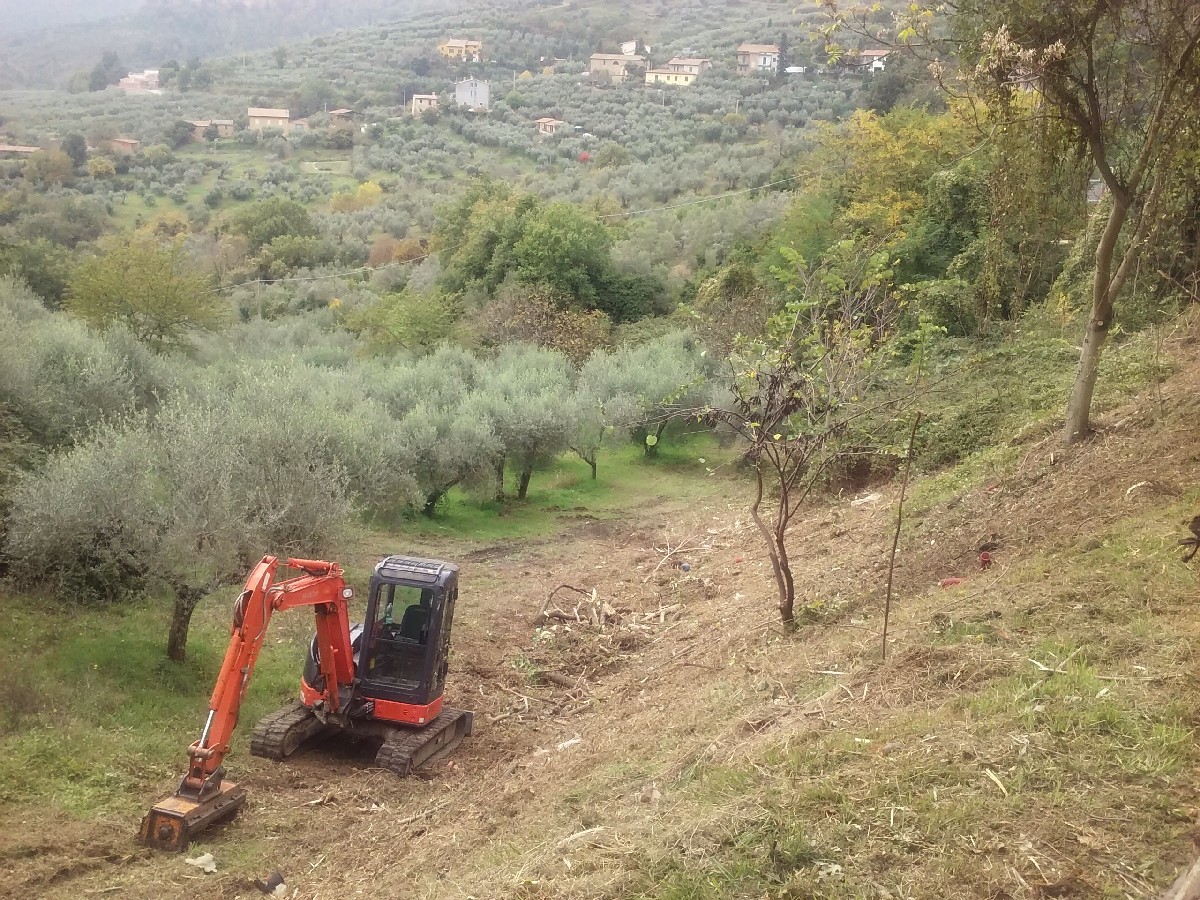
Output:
[179, 556, 354, 797]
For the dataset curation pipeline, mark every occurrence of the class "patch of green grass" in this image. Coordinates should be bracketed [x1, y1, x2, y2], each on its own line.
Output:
[907, 443, 1020, 516]
[965, 652, 1193, 781]
[628, 798, 836, 900]
[879, 314, 1171, 488]
[0, 594, 301, 816]
[298, 159, 352, 175]
[403, 432, 735, 542]
[931, 618, 1002, 646]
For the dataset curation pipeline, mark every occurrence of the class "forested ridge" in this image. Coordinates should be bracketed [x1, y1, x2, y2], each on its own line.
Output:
[3, 0, 1200, 896]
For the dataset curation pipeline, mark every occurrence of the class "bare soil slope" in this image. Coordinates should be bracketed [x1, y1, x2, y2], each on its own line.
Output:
[4, 351, 1200, 899]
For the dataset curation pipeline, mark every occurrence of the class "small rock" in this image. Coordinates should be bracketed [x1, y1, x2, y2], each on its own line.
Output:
[254, 872, 286, 895]
[184, 853, 217, 874]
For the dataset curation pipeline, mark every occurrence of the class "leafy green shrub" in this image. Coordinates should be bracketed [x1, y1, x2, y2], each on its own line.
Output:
[911, 278, 978, 337]
[6, 423, 159, 603]
[1, 314, 167, 449]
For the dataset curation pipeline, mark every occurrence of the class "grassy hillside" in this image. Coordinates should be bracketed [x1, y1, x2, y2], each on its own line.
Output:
[1, 318, 1197, 898]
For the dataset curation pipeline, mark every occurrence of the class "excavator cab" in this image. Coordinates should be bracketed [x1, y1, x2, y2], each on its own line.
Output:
[359, 556, 459, 725]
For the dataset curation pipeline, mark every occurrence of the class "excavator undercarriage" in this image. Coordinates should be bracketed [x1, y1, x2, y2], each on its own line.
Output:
[249, 701, 474, 776]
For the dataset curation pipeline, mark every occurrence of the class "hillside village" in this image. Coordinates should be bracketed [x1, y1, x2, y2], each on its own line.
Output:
[0, 33, 891, 159]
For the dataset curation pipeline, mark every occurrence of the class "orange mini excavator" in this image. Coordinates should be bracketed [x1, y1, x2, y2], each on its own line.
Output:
[140, 555, 473, 851]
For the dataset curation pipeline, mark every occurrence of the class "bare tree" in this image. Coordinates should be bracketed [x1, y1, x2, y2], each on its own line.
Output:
[700, 245, 901, 626]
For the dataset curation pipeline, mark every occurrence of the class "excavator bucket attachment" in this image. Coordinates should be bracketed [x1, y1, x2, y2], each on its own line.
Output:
[139, 782, 247, 852]
[376, 708, 474, 776]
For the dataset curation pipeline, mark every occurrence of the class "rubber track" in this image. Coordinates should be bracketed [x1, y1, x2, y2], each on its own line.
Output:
[250, 702, 325, 761]
[375, 709, 472, 776]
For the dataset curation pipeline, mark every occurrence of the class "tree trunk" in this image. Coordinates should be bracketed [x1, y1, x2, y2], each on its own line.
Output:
[747, 465, 795, 628]
[166, 588, 204, 662]
[1063, 196, 1130, 446]
[422, 489, 445, 517]
[516, 466, 532, 500]
[494, 458, 506, 502]
[571, 446, 598, 480]
[645, 421, 668, 457]
[1062, 311, 1114, 445]
[775, 522, 796, 627]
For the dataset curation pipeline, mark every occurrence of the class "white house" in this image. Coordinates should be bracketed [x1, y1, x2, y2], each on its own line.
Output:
[860, 49, 890, 73]
[454, 77, 490, 111]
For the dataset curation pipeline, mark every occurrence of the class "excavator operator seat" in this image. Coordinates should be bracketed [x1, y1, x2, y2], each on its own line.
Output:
[398, 598, 431, 644]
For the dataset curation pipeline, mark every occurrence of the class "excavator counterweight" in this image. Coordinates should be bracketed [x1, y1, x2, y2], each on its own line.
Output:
[141, 554, 469, 850]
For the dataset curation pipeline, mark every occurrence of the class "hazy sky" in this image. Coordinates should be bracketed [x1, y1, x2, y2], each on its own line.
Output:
[0, 0, 143, 34]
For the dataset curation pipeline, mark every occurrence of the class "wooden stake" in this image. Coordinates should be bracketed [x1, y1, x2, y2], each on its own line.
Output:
[882, 412, 922, 662]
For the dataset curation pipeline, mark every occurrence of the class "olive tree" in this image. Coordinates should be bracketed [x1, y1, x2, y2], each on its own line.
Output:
[469, 345, 575, 500]
[6, 424, 161, 606]
[5, 360, 423, 661]
[608, 332, 710, 456]
[396, 404, 501, 515]
[569, 349, 647, 478]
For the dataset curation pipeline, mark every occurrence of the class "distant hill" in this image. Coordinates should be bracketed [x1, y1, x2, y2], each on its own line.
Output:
[0, 0, 143, 35]
[0, 0, 452, 88]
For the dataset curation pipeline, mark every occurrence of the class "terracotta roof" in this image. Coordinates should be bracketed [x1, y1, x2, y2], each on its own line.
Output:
[535, 117, 564, 125]
[248, 107, 289, 118]
[590, 53, 645, 61]
[412, 94, 438, 100]
[737, 43, 780, 53]
[328, 108, 353, 115]
[860, 49, 890, 58]
[667, 57, 710, 65]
